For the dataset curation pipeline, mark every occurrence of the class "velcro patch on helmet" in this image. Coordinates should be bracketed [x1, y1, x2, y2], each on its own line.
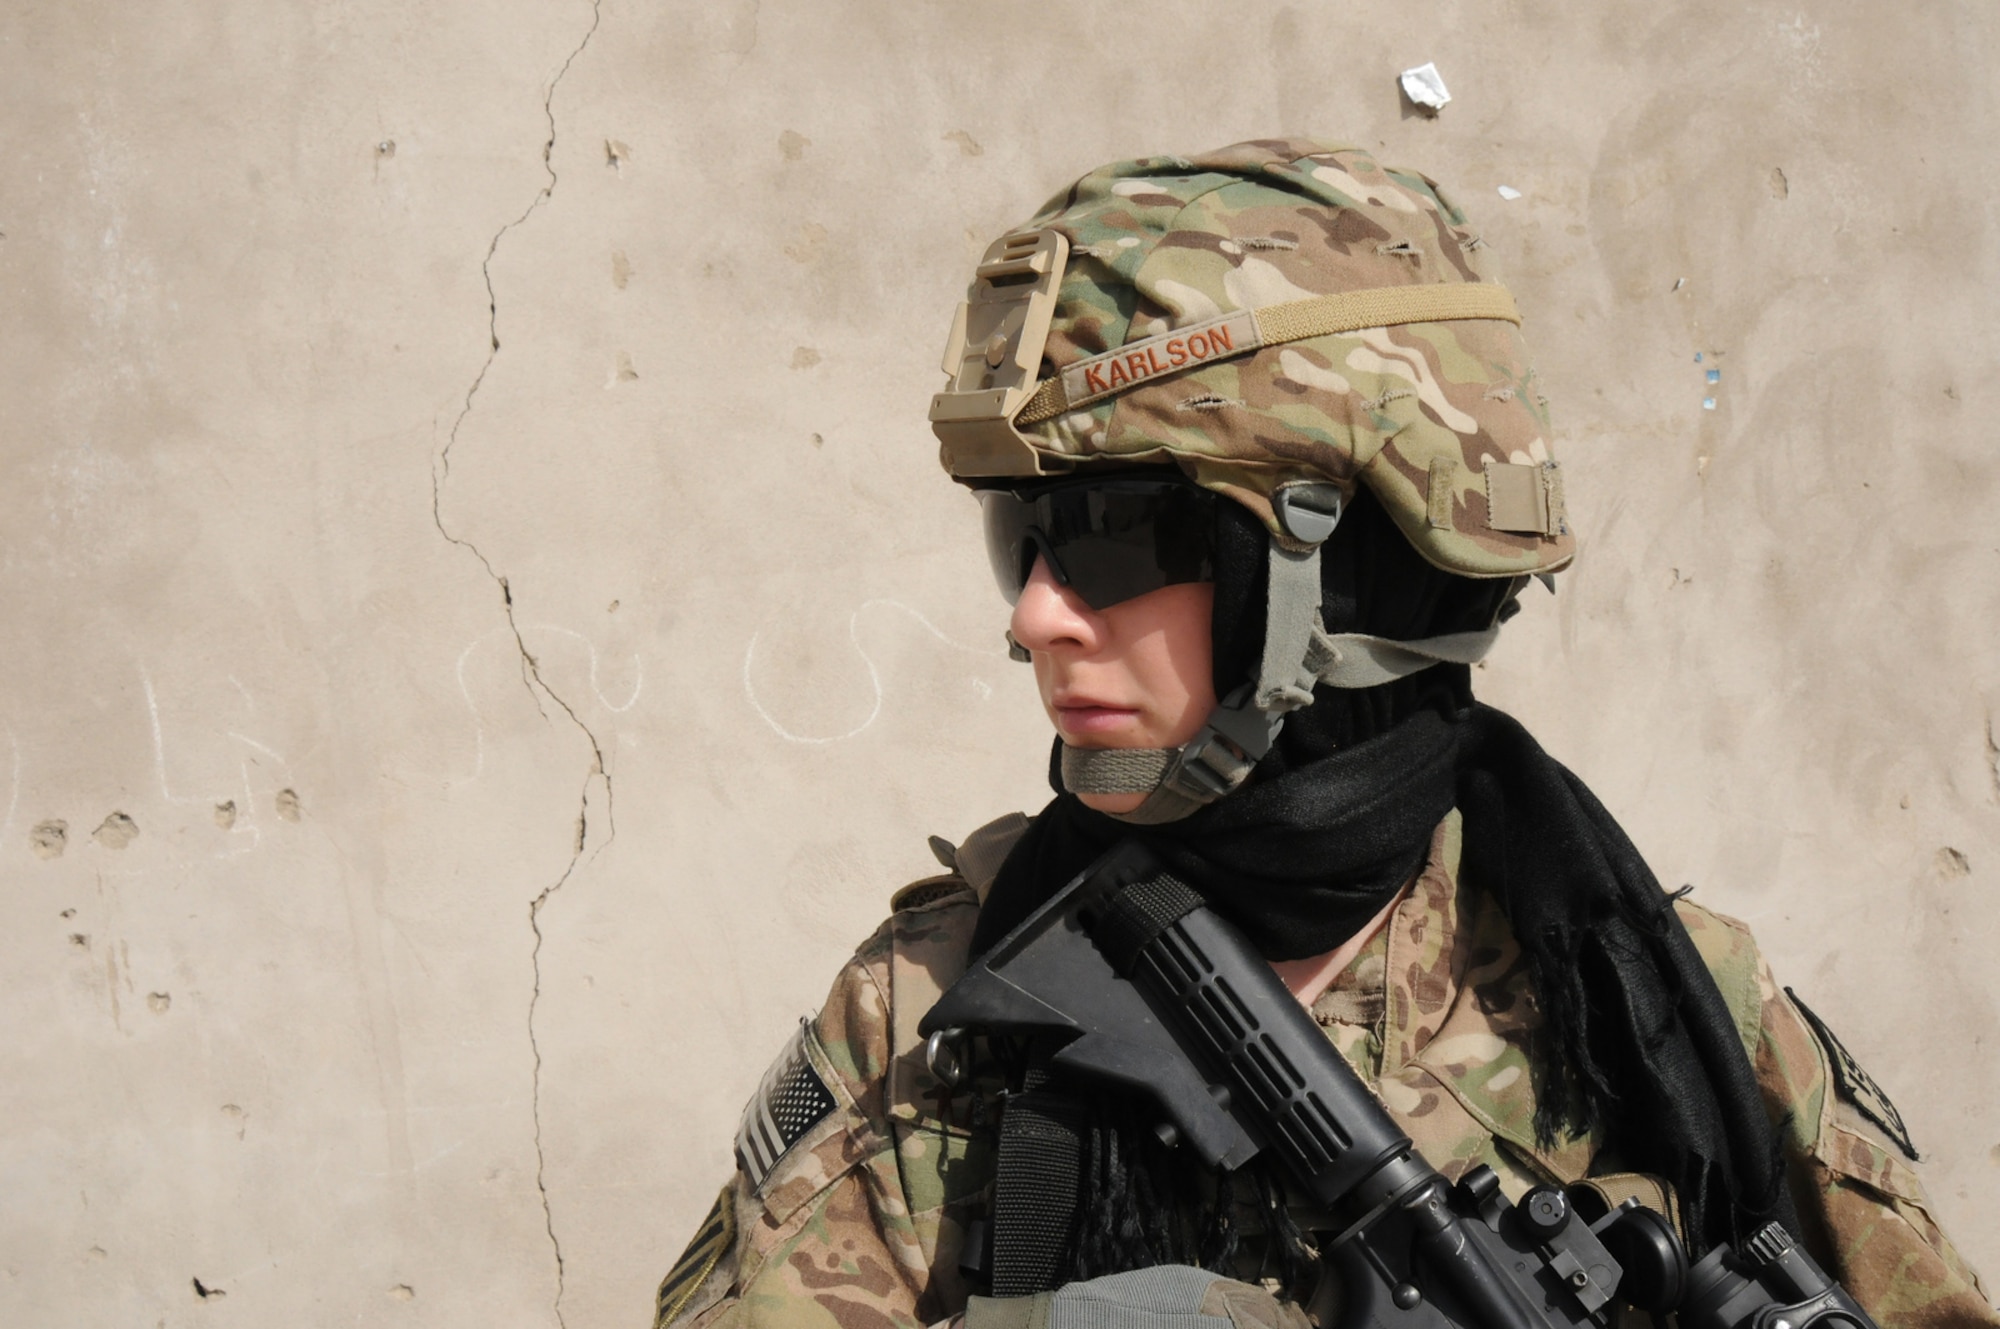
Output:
[735, 1019, 838, 1188]
[1427, 458, 1459, 530]
[1786, 987, 1919, 1162]
[1483, 460, 1567, 536]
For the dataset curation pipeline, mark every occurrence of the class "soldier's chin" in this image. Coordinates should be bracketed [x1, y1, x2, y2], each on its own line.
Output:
[1076, 789, 1148, 815]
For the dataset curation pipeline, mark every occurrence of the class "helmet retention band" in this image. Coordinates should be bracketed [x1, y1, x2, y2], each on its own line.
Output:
[930, 229, 1523, 484]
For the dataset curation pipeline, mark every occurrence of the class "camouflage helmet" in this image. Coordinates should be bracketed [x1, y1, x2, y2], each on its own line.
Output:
[930, 139, 1571, 822]
[930, 136, 1573, 579]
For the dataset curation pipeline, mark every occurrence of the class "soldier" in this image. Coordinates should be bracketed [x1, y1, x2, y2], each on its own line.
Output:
[652, 139, 1995, 1329]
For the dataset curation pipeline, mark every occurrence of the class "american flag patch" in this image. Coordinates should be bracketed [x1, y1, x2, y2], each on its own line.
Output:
[735, 1019, 837, 1189]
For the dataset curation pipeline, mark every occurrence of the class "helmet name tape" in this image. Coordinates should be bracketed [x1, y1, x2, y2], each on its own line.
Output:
[1015, 282, 1523, 427]
[1058, 311, 1258, 407]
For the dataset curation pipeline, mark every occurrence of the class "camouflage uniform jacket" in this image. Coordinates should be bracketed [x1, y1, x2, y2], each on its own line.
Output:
[654, 812, 1995, 1329]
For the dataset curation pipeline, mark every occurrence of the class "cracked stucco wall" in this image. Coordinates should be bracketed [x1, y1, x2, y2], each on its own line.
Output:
[2, 2, 1997, 1326]
[431, 7, 611, 1318]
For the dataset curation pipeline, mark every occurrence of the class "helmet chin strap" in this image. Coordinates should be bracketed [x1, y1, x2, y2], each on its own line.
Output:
[1060, 681, 1278, 824]
[1056, 486, 1502, 824]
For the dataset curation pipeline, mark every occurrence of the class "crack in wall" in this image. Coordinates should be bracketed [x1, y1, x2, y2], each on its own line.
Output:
[427, 2, 605, 1325]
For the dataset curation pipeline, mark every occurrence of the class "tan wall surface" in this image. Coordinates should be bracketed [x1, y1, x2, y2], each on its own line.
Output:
[3, 2, 1995, 1325]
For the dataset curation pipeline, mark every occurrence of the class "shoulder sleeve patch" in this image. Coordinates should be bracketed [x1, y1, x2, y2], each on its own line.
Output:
[735, 1018, 839, 1189]
[1785, 987, 1919, 1163]
[654, 1183, 735, 1329]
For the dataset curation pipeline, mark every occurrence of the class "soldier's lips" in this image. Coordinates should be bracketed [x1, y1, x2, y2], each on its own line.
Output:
[1052, 701, 1141, 738]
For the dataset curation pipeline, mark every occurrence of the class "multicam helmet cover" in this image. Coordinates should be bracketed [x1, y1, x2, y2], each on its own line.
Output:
[930, 137, 1574, 580]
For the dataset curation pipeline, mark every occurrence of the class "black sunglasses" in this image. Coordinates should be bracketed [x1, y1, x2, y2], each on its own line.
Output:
[977, 476, 1218, 611]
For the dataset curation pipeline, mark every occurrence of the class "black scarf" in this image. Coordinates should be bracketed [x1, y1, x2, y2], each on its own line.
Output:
[976, 491, 1798, 1257]
[979, 703, 1797, 1254]
[974, 711, 1460, 961]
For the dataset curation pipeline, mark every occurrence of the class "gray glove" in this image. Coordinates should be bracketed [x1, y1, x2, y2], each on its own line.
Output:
[963, 1267, 1312, 1329]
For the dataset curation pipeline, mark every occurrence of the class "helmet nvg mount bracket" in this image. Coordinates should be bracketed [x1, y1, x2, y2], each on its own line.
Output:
[931, 228, 1072, 479]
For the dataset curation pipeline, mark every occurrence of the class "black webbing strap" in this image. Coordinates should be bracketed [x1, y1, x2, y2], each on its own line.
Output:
[989, 1050, 1087, 1296]
[1092, 872, 1204, 977]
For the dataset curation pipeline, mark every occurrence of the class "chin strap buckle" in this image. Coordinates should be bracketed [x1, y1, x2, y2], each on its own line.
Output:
[1157, 686, 1280, 804]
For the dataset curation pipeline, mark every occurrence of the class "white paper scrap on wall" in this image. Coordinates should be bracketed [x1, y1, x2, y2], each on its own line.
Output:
[1399, 62, 1452, 110]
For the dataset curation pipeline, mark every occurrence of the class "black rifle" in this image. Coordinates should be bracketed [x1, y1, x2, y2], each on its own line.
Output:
[921, 840, 1877, 1329]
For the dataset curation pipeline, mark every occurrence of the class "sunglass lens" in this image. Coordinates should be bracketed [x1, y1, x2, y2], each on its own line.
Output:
[977, 482, 1215, 611]
[979, 490, 1035, 605]
[1043, 487, 1166, 609]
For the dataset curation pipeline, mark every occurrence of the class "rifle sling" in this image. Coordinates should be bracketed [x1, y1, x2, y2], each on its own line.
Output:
[989, 1048, 1088, 1297]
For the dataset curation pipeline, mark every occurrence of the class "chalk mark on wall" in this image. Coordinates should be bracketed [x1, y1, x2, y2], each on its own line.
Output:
[143, 670, 185, 805]
[742, 598, 1003, 744]
[142, 669, 289, 859]
[530, 625, 644, 713]
[454, 636, 495, 782]
[454, 625, 642, 782]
